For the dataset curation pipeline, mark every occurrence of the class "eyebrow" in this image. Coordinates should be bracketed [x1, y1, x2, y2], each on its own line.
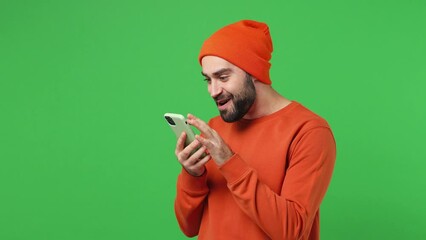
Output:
[201, 68, 232, 78]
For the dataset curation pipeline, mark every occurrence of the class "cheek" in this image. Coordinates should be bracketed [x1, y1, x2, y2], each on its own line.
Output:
[225, 85, 241, 97]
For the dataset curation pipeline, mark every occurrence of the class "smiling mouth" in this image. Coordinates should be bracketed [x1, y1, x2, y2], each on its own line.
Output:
[216, 98, 230, 106]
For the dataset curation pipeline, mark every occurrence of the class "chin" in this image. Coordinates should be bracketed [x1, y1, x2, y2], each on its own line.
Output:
[220, 111, 243, 123]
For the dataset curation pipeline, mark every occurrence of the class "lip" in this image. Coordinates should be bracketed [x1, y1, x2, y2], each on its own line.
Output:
[217, 99, 231, 111]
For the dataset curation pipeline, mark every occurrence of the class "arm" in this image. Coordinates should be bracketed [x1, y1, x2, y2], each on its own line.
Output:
[187, 114, 336, 239]
[174, 132, 211, 237]
[220, 127, 336, 239]
[174, 169, 209, 237]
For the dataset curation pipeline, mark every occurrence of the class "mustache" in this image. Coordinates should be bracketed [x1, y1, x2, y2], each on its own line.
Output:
[214, 93, 232, 102]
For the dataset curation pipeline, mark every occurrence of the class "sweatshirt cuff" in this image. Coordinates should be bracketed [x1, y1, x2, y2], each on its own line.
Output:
[179, 168, 208, 192]
[218, 154, 251, 184]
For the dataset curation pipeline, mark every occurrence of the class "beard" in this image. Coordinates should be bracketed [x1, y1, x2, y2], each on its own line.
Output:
[216, 74, 256, 123]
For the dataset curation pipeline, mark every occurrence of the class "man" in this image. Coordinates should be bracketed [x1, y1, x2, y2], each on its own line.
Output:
[174, 20, 336, 240]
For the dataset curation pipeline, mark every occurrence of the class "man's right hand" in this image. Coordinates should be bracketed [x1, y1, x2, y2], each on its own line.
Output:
[175, 132, 210, 177]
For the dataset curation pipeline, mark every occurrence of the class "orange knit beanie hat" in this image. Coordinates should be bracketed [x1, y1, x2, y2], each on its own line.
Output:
[198, 20, 273, 85]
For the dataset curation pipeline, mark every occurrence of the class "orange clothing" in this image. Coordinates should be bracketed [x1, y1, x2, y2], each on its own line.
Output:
[175, 101, 336, 239]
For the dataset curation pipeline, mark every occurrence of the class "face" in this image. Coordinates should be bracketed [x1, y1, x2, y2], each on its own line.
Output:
[201, 56, 256, 122]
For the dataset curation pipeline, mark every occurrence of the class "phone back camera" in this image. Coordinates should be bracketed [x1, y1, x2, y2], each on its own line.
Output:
[165, 116, 176, 125]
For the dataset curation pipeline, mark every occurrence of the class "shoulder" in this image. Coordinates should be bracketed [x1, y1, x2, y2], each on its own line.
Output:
[284, 102, 336, 156]
[270, 101, 334, 145]
[285, 101, 331, 131]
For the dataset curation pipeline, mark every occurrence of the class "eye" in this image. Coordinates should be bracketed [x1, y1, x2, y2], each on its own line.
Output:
[219, 75, 228, 81]
[204, 78, 211, 84]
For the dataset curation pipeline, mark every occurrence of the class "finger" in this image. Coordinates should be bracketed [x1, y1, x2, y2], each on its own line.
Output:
[195, 135, 214, 149]
[187, 114, 213, 138]
[175, 132, 186, 155]
[178, 139, 201, 162]
[194, 154, 210, 167]
[186, 145, 207, 165]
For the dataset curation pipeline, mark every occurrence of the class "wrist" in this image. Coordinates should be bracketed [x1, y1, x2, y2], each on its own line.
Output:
[184, 166, 206, 177]
[216, 150, 234, 167]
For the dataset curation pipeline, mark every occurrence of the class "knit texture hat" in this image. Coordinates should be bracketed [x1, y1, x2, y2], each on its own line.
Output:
[198, 20, 273, 85]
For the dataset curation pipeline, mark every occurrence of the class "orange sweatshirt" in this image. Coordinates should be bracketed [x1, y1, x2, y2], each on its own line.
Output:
[175, 101, 336, 240]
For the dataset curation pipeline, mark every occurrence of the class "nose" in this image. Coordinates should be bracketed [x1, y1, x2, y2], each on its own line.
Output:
[209, 80, 222, 98]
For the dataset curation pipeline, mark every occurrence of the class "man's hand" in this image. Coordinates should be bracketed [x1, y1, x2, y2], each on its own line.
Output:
[186, 114, 234, 166]
[175, 132, 210, 177]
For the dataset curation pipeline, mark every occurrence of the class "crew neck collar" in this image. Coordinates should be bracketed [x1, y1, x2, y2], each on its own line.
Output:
[238, 101, 299, 124]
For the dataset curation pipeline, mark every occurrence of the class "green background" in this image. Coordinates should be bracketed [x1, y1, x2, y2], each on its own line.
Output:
[1, 0, 425, 239]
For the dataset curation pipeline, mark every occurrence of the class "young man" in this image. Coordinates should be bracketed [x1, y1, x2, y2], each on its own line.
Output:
[174, 20, 336, 240]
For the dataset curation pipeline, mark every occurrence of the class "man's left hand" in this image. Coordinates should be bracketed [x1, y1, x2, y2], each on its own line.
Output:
[186, 114, 234, 166]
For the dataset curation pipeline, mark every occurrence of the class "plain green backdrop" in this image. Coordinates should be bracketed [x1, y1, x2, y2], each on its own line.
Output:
[1, 0, 425, 239]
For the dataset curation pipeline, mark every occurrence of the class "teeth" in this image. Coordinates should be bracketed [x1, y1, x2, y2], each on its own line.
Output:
[218, 99, 229, 106]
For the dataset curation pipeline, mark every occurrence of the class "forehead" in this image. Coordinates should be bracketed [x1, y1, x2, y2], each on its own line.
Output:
[201, 56, 243, 76]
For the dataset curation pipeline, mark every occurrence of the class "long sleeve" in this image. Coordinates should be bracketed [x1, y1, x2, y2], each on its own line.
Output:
[174, 169, 210, 237]
[219, 127, 336, 239]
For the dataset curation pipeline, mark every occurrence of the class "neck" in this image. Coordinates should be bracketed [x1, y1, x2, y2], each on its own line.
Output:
[243, 81, 291, 120]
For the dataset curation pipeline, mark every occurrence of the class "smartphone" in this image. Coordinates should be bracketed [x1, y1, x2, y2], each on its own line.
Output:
[164, 113, 206, 158]
[164, 113, 196, 147]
